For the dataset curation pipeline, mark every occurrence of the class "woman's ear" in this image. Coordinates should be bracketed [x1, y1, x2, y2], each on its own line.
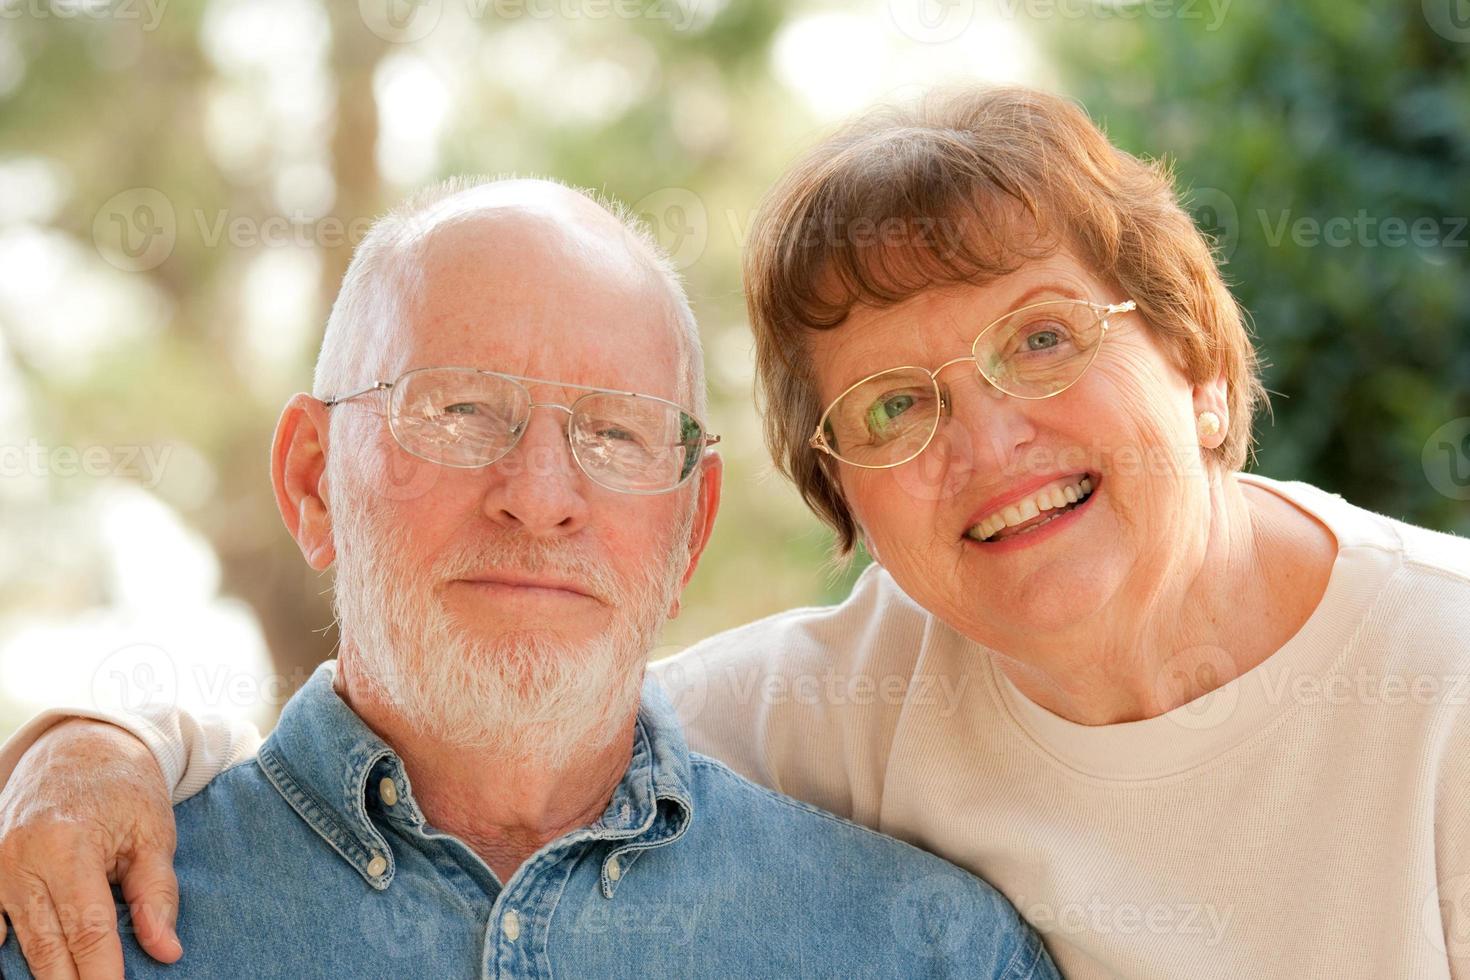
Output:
[1192, 369, 1230, 452]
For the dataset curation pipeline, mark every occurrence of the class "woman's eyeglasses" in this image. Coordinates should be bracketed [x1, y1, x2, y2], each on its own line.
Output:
[810, 298, 1136, 469]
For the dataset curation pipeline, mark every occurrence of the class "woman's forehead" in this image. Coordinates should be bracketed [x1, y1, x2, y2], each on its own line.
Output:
[811, 254, 1106, 383]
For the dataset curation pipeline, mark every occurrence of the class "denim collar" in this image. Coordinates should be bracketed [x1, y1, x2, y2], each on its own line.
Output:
[256, 660, 694, 897]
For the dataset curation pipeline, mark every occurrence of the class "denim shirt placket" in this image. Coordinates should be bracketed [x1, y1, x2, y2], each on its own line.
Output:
[343, 714, 692, 979]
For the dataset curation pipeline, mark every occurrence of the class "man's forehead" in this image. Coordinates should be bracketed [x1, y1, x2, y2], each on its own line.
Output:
[390, 196, 685, 400]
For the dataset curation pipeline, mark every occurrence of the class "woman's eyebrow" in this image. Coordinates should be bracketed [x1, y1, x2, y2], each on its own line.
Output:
[985, 282, 1088, 313]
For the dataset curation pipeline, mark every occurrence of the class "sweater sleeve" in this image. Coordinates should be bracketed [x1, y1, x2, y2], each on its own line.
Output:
[0, 703, 262, 806]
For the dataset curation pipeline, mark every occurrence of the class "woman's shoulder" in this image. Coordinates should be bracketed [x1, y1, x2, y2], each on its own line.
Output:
[1244, 473, 1469, 574]
[656, 561, 944, 680]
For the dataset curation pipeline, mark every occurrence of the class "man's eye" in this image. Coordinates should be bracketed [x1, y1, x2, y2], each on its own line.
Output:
[597, 426, 641, 444]
[442, 402, 479, 415]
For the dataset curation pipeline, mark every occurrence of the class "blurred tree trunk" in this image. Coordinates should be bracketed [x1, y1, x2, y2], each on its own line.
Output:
[213, 14, 387, 696]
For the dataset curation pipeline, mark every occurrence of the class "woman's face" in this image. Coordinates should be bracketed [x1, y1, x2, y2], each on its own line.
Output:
[808, 249, 1228, 648]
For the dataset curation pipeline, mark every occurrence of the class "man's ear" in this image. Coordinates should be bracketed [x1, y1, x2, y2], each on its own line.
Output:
[668, 451, 723, 618]
[272, 393, 336, 571]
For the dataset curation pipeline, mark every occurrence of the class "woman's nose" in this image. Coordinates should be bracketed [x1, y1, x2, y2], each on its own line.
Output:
[933, 367, 1038, 477]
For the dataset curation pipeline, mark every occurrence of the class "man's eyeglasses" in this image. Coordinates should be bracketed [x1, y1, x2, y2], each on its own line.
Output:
[810, 298, 1136, 469]
[323, 366, 720, 495]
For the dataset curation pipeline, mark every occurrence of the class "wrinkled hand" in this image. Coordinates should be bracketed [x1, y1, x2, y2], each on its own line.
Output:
[0, 719, 182, 979]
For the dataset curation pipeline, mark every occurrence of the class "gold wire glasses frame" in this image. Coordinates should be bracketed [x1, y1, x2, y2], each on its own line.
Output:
[323, 365, 720, 495]
[809, 298, 1137, 470]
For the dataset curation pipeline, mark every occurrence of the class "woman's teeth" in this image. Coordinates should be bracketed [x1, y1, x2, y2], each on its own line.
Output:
[965, 476, 1094, 543]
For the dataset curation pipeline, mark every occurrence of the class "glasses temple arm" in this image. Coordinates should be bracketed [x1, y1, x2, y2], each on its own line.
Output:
[322, 381, 393, 407]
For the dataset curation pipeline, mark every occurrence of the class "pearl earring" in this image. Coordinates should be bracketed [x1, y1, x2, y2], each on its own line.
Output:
[1197, 411, 1222, 441]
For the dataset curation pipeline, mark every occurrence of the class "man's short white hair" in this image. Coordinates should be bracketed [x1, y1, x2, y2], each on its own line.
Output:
[312, 175, 706, 419]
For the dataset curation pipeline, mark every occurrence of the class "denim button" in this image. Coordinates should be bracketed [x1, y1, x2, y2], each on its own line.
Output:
[379, 777, 399, 807]
[502, 909, 521, 942]
[366, 854, 388, 877]
[606, 858, 621, 882]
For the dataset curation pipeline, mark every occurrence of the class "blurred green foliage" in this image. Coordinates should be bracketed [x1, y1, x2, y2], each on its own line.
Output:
[1048, 0, 1470, 535]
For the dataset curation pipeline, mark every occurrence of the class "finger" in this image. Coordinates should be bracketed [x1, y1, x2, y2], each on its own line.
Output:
[47, 869, 125, 980]
[0, 883, 82, 980]
[118, 849, 181, 964]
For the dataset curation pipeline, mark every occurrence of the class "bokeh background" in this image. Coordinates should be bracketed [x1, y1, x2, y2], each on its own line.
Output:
[1, 0, 1467, 734]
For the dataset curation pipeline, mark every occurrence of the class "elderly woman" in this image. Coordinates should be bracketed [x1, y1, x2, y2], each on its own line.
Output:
[1, 87, 1467, 978]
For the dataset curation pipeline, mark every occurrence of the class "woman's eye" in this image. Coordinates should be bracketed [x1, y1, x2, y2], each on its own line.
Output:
[1015, 321, 1072, 354]
[866, 393, 916, 433]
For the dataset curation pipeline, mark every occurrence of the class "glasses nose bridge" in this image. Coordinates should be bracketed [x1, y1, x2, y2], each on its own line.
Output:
[504, 399, 577, 459]
[525, 400, 575, 418]
[927, 352, 1002, 413]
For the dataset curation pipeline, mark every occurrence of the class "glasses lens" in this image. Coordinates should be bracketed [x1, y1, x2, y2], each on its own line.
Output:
[569, 393, 705, 493]
[974, 300, 1107, 397]
[820, 368, 940, 467]
[389, 368, 530, 467]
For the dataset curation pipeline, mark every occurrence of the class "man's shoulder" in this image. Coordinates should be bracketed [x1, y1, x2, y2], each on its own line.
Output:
[171, 755, 274, 822]
[687, 750, 980, 882]
[678, 752, 1053, 978]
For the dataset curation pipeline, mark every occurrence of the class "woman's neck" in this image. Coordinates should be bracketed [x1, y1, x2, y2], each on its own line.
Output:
[993, 474, 1337, 727]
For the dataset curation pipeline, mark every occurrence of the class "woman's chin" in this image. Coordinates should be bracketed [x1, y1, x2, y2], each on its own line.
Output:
[959, 556, 1121, 639]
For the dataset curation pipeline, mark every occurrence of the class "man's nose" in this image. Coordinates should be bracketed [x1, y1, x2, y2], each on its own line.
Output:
[480, 406, 590, 536]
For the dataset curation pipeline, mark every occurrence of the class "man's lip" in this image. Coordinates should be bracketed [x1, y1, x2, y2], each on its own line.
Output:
[963, 471, 1099, 532]
[451, 575, 598, 600]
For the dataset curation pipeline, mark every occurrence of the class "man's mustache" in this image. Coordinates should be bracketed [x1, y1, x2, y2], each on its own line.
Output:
[431, 535, 619, 605]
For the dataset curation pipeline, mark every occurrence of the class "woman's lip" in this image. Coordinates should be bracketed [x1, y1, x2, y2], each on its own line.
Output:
[963, 471, 1097, 531]
[964, 476, 1101, 554]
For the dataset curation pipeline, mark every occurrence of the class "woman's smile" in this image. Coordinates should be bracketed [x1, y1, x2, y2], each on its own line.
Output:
[963, 473, 1102, 554]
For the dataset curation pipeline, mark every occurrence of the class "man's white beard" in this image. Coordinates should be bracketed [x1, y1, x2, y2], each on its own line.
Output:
[330, 469, 693, 769]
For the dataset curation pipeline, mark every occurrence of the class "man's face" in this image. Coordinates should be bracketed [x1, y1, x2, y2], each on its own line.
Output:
[322, 202, 709, 762]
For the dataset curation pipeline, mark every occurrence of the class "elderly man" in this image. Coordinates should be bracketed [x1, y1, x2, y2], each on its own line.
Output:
[0, 177, 1054, 979]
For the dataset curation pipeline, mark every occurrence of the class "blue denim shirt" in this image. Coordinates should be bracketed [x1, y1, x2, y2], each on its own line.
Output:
[0, 662, 1056, 979]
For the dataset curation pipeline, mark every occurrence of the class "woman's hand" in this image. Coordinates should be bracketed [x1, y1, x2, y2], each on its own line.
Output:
[0, 719, 182, 980]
